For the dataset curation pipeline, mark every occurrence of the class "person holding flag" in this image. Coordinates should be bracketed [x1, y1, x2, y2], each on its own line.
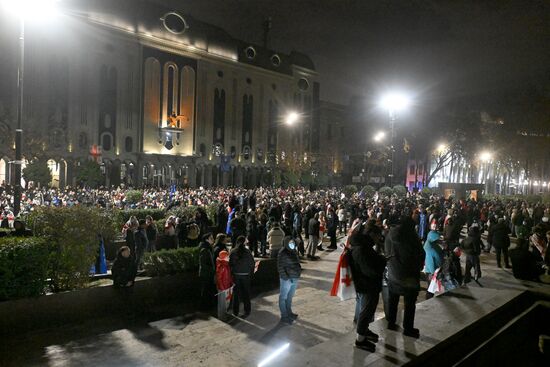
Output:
[348, 221, 387, 352]
[215, 250, 233, 321]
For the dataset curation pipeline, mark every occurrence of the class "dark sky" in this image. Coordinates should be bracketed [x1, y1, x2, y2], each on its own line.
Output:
[161, 0, 550, 109]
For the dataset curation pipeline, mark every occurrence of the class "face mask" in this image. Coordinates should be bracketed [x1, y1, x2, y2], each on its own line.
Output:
[288, 242, 296, 250]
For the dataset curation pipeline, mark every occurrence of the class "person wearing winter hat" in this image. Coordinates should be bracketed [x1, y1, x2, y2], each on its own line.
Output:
[277, 236, 302, 324]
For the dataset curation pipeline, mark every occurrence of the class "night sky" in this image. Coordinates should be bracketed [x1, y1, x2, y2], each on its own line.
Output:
[160, 0, 549, 111]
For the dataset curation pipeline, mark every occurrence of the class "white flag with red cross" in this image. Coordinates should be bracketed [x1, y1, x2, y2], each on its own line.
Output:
[330, 249, 356, 301]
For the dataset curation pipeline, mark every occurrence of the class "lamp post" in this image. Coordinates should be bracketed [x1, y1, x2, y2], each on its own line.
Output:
[2, 0, 59, 215]
[379, 92, 410, 187]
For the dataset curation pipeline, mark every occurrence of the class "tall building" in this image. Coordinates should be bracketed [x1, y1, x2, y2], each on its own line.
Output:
[0, 0, 319, 188]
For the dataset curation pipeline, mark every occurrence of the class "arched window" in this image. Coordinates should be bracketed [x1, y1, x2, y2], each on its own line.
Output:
[180, 66, 195, 128]
[101, 132, 113, 151]
[213, 88, 226, 146]
[163, 62, 179, 125]
[144, 57, 161, 127]
[125, 136, 133, 152]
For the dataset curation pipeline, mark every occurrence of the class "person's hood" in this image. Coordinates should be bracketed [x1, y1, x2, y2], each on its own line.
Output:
[425, 231, 440, 246]
[283, 236, 295, 251]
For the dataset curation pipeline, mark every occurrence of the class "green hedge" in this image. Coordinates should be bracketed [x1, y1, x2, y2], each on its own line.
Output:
[0, 237, 50, 301]
[143, 247, 200, 277]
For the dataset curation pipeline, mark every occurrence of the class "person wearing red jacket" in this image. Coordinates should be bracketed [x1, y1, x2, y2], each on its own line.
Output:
[216, 250, 233, 320]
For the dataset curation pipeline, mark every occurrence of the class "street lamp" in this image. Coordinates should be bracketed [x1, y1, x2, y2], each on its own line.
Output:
[285, 111, 300, 126]
[379, 91, 411, 187]
[373, 131, 386, 142]
[436, 143, 448, 154]
[1, 0, 60, 215]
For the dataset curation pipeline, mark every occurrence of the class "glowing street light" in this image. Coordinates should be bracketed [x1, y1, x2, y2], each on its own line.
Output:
[1, 0, 60, 17]
[378, 91, 412, 186]
[379, 92, 411, 115]
[373, 131, 386, 142]
[1, 0, 60, 215]
[436, 143, 448, 154]
[285, 111, 300, 125]
[480, 151, 492, 162]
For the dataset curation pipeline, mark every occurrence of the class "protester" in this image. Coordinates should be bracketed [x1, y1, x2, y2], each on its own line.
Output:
[267, 221, 285, 258]
[215, 250, 233, 320]
[112, 246, 137, 288]
[229, 236, 255, 318]
[198, 233, 216, 310]
[384, 216, 425, 338]
[307, 213, 320, 259]
[213, 233, 229, 261]
[145, 215, 158, 252]
[348, 225, 386, 352]
[461, 225, 483, 282]
[277, 236, 302, 324]
[488, 218, 511, 268]
[423, 230, 443, 299]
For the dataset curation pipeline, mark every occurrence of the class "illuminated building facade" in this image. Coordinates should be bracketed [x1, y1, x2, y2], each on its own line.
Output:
[0, 0, 319, 188]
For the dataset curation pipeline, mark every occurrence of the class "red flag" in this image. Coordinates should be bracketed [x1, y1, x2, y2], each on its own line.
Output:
[330, 249, 356, 301]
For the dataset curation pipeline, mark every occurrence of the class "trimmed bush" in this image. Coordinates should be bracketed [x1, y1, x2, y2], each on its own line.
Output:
[143, 247, 200, 277]
[168, 205, 199, 221]
[361, 185, 376, 198]
[378, 186, 394, 197]
[27, 207, 110, 292]
[125, 190, 143, 204]
[343, 185, 358, 198]
[393, 185, 407, 197]
[0, 237, 50, 301]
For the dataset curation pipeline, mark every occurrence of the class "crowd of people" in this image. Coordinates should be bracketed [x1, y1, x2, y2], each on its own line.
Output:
[2, 183, 550, 353]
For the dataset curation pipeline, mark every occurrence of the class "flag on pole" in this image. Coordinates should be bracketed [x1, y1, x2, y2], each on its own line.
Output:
[330, 249, 356, 301]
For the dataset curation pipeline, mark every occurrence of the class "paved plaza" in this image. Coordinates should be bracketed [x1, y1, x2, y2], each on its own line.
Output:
[4, 232, 546, 367]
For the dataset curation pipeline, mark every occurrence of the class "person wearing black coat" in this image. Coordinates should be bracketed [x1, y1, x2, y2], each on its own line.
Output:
[277, 236, 302, 324]
[229, 236, 255, 317]
[510, 238, 545, 281]
[230, 212, 246, 246]
[246, 213, 259, 257]
[198, 233, 216, 310]
[134, 219, 149, 269]
[384, 217, 425, 338]
[488, 218, 511, 268]
[349, 226, 387, 352]
[112, 246, 137, 288]
[460, 226, 483, 282]
[213, 233, 229, 261]
[327, 208, 338, 249]
[306, 214, 320, 259]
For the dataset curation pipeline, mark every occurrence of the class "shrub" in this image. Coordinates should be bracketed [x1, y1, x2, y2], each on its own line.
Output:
[393, 185, 407, 198]
[378, 186, 393, 197]
[361, 185, 376, 198]
[204, 203, 218, 226]
[343, 185, 358, 198]
[421, 187, 432, 195]
[168, 205, 198, 221]
[125, 190, 143, 204]
[143, 247, 200, 277]
[0, 237, 50, 301]
[27, 207, 107, 292]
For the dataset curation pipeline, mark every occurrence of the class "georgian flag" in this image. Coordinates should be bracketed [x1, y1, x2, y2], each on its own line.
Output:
[330, 250, 356, 301]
